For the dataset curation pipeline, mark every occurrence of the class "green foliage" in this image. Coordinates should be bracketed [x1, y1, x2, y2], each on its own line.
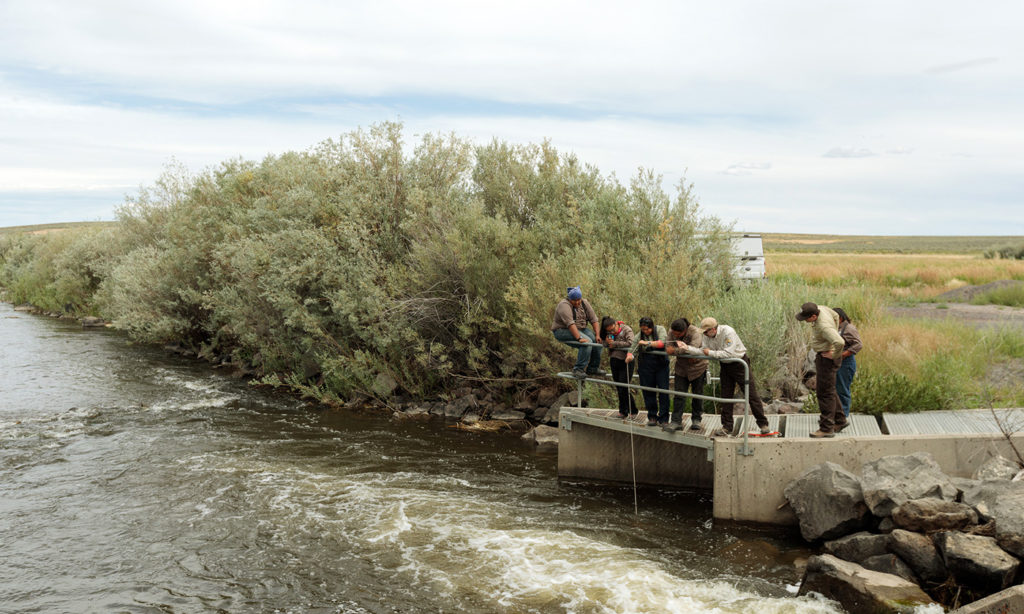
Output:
[970, 283, 1024, 308]
[853, 371, 949, 415]
[984, 243, 1024, 260]
[0, 122, 733, 403]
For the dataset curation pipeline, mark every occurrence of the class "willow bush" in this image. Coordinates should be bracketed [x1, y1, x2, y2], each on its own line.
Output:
[0, 122, 734, 403]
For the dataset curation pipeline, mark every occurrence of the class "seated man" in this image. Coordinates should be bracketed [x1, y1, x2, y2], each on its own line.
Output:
[550, 286, 604, 379]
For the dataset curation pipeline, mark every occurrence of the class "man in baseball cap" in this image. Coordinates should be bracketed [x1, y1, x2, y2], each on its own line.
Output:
[797, 301, 847, 438]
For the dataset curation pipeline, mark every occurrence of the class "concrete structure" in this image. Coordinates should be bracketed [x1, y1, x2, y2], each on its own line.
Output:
[558, 406, 1024, 526]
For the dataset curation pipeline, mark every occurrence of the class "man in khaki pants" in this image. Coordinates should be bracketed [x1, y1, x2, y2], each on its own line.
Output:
[796, 302, 847, 438]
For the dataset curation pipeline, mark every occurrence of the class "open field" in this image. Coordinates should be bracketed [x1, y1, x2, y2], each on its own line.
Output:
[767, 252, 1024, 300]
[0, 221, 116, 236]
[762, 233, 1024, 254]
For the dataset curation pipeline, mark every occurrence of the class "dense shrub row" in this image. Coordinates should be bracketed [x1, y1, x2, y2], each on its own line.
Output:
[0, 123, 739, 404]
[984, 243, 1024, 260]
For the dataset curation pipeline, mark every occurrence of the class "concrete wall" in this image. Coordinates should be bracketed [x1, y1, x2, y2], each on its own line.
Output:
[713, 433, 1024, 525]
[557, 420, 714, 489]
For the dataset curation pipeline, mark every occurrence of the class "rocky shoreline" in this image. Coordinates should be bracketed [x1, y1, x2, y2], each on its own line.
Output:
[785, 451, 1024, 612]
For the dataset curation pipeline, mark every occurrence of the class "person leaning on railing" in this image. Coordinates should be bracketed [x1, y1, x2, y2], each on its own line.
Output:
[678, 317, 771, 438]
[601, 316, 638, 419]
[796, 302, 849, 438]
[550, 286, 605, 380]
[630, 317, 671, 427]
[664, 317, 708, 432]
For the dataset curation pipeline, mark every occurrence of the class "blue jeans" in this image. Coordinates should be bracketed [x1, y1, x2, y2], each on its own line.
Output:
[836, 355, 857, 416]
[552, 328, 602, 373]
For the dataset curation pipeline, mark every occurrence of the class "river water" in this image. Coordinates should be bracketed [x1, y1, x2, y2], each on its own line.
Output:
[1, 302, 846, 614]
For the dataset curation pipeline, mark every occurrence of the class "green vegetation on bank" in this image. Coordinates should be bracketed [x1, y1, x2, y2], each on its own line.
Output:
[0, 123, 736, 404]
[2, 124, 1022, 414]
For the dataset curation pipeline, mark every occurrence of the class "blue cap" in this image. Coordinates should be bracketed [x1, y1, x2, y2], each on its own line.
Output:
[567, 286, 582, 300]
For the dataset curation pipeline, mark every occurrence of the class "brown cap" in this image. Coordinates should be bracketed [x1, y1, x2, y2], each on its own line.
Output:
[698, 317, 718, 332]
[796, 302, 819, 321]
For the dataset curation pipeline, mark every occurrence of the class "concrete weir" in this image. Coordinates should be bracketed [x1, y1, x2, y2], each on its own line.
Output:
[557, 406, 1024, 526]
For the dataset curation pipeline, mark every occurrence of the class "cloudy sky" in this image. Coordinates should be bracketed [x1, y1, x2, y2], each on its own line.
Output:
[1, 1, 1021, 234]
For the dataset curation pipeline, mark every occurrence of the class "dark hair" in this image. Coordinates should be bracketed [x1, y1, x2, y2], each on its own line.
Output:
[638, 317, 659, 340]
[601, 316, 617, 333]
[834, 307, 851, 323]
[670, 318, 690, 332]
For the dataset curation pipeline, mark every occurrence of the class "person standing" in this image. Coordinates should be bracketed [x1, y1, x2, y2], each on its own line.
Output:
[686, 317, 770, 437]
[665, 317, 708, 431]
[630, 317, 670, 426]
[601, 316, 638, 418]
[550, 286, 604, 379]
[796, 302, 847, 438]
[834, 307, 862, 417]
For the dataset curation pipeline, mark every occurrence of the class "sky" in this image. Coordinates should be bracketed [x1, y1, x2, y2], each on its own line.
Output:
[1, 1, 1022, 235]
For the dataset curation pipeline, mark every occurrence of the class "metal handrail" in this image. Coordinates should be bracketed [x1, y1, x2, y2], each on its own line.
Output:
[557, 342, 755, 455]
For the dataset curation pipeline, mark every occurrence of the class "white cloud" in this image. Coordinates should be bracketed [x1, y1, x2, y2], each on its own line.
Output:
[1, 0, 1023, 234]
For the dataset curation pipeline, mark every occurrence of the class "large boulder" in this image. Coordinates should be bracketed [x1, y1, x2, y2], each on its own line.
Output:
[891, 499, 979, 533]
[934, 531, 1020, 593]
[823, 531, 890, 565]
[888, 529, 947, 583]
[444, 393, 479, 418]
[861, 554, 919, 584]
[860, 452, 959, 517]
[798, 554, 936, 613]
[960, 480, 1024, 556]
[785, 462, 870, 541]
[973, 455, 1022, 481]
[950, 585, 1024, 614]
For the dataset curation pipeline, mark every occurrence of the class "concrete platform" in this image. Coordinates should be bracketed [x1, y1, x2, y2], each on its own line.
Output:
[558, 406, 1024, 526]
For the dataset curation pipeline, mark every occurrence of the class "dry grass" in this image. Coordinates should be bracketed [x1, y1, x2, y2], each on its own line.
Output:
[768, 253, 1024, 299]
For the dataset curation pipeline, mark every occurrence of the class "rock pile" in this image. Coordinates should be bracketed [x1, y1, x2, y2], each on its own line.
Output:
[785, 452, 1024, 613]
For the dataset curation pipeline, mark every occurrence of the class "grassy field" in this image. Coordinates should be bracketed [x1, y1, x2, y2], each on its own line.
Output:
[767, 252, 1024, 300]
[762, 233, 1024, 254]
[0, 221, 115, 236]
[761, 246, 1024, 413]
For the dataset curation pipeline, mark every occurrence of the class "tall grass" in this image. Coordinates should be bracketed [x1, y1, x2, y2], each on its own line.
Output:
[970, 283, 1024, 308]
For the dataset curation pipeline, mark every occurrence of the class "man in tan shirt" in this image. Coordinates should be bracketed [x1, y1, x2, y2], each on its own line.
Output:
[796, 302, 847, 438]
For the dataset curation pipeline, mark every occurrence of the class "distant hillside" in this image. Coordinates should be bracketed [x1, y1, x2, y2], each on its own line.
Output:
[761, 233, 1023, 254]
[0, 221, 117, 236]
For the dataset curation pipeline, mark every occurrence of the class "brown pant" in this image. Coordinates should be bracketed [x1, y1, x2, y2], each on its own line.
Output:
[816, 353, 847, 433]
[718, 354, 767, 432]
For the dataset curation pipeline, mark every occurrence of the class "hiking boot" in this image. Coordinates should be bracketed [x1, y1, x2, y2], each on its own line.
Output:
[835, 422, 850, 433]
[809, 430, 835, 438]
[662, 422, 682, 432]
[711, 428, 730, 438]
[646, 419, 658, 427]
[616, 412, 628, 419]
[587, 368, 608, 377]
[689, 420, 702, 431]
[571, 368, 587, 380]
[759, 426, 772, 435]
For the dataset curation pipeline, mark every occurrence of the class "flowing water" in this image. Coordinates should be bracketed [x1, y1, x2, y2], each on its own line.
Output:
[0, 302, 848, 614]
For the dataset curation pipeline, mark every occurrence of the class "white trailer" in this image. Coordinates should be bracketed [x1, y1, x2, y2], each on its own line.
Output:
[732, 234, 766, 281]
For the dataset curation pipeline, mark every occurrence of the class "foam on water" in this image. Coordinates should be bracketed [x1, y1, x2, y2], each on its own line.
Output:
[181, 452, 844, 614]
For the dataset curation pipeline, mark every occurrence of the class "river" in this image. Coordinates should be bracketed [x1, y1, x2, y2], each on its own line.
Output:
[0, 302, 845, 613]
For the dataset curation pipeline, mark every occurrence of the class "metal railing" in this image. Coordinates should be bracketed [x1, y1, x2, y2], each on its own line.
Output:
[557, 341, 757, 455]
